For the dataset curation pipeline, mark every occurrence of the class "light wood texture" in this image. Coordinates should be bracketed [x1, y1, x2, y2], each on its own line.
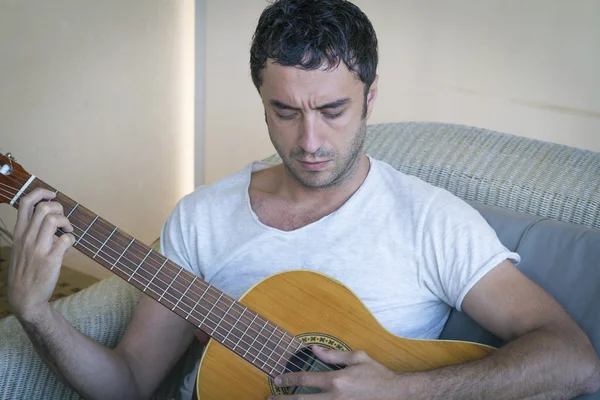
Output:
[197, 270, 494, 399]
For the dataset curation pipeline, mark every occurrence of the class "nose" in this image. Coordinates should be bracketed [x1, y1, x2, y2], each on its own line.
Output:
[297, 115, 323, 155]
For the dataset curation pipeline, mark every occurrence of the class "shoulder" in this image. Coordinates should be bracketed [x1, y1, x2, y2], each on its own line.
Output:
[369, 157, 481, 224]
[176, 162, 259, 212]
[369, 157, 457, 207]
[370, 158, 441, 195]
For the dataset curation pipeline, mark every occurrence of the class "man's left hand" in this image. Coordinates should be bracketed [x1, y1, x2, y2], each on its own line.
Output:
[268, 346, 410, 400]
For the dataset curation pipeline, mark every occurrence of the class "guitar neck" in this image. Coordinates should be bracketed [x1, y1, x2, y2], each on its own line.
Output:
[9, 177, 301, 377]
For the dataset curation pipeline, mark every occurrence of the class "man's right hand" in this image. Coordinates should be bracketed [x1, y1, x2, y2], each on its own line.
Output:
[7, 188, 75, 323]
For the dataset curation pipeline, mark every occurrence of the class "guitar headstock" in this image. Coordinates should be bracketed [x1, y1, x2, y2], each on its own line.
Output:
[0, 152, 32, 205]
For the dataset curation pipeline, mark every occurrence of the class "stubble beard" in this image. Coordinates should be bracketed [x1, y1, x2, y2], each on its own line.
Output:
[271, 120, 367, 190]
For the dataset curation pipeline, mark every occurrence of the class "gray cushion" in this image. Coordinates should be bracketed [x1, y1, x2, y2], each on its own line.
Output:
[468, 201, 545, 252]
[517, 219, 600, 356]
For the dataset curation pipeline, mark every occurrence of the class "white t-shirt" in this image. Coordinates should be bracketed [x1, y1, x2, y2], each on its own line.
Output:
[160, 157, 520, 399]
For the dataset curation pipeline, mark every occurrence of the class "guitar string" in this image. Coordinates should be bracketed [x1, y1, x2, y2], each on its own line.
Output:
[0, 187, 333, 378]
[0, 185, 339, 375]
[1, 174, 345, 375]
[0, 180, 340, 375]
[0, 181, 344, 378]
[0, 182, 297, 358]
[0, 187, 326, 376]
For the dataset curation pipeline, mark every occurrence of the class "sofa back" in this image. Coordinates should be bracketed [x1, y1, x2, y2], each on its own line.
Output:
[440, 201, 600, 400]
[362, 122, 600, 231]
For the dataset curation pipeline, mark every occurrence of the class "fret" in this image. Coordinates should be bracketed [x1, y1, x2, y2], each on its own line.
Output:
[43, 189, 59, 203]
[66, 203, 79, 218]
[199, 293, 223, 330]
[261, 325, 278, 369]
[46, 190, 59, 202]
[10, 175, 36, 206]
[213, 299, 236, 339]
[145, 258, 168, 292]
[247, 320, 269, 360]
[158, 268, 182, 302]
[173, 276, 197, 312]
[75, 215, 98, 246]
[222, 307, 246, 345]
[235, 314, 258, 352]
[128, 248, 153, 282]
[93, 226, 118, 259]
[269, 325, 289, 375]
[111, 238, 135, 271]
[187, 283, 212, 320]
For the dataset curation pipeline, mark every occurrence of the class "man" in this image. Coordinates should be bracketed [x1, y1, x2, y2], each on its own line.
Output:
[7, 0, 600, 399]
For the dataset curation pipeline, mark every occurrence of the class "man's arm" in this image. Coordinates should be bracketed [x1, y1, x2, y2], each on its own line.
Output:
[8, 189, 197, 400]
[271, 260, 600, 399]
[18, 297, 196, 400]
[405, 259, 600, 399]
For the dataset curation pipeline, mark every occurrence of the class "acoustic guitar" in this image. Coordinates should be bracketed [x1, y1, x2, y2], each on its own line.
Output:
[0, 152, 494, 399]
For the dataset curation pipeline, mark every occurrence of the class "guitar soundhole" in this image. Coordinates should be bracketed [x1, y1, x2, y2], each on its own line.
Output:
[286, 347, 341, 394]
[269, 332, 350, 395]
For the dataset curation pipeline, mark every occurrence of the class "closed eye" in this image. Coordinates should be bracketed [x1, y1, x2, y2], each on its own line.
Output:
[276, 113, 296, 121]
[323, 111, 344, 120]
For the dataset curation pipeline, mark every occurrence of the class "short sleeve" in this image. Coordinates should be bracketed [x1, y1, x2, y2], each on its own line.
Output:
[419, 190, 520, 311]
[160, 196, 203, 279]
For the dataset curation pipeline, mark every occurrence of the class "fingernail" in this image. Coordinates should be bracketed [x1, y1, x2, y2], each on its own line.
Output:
[274, 376, 282, 385]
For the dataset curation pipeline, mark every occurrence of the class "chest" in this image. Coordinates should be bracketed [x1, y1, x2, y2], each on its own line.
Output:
[203, 227, 447, 339]
[249, 190, 339, 232]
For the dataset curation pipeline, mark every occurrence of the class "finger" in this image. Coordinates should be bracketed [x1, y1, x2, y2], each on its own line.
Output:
[274, 371, 329, 391]
[311, 346, 358, 366]
[27, 201, 66, 242]
[14, 189, 56, 237]
[49, 233, 75, 260]
[38, 214, 74, 249]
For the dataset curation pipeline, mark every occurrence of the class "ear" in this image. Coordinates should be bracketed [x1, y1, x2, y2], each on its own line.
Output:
[364, 75, 379, 120]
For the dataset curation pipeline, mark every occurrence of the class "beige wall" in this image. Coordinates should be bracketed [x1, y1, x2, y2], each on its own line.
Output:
[204, 0, 600, 184]
[2, 1, 599, 277]
[0, 0, 195, 279]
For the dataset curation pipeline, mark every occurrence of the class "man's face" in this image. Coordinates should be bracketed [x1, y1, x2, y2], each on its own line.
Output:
[259, 60, 378, 189]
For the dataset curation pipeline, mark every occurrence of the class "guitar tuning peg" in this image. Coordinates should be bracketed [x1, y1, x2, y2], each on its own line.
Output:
[0, 153, 15, 175]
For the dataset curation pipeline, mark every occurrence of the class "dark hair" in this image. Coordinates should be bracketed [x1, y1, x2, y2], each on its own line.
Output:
[250, 0, 378, 96]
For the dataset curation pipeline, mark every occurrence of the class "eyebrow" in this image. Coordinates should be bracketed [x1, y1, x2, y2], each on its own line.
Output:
[269, 98, 351, 111]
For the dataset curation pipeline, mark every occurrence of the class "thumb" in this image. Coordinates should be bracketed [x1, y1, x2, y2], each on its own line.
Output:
[311, 345, 353, 366]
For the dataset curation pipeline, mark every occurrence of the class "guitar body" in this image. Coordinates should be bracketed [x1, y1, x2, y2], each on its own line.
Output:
[196, 270, 494, 399]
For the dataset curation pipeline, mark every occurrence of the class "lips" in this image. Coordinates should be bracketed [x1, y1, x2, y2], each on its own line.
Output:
[298, 160, 330, 171]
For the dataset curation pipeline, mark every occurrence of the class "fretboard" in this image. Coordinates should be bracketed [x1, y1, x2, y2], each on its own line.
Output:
[11, 177, 304, 377]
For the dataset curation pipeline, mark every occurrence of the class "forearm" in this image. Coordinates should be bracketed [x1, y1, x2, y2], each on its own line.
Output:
[18, 305, 142, 400]
[408, 328, 600, 399]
